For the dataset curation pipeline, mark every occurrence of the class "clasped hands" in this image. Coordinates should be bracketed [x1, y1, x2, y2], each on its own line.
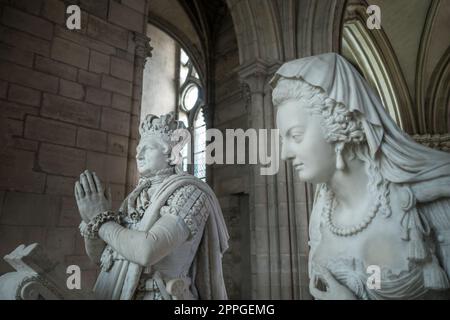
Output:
[75, 170, 112, 223]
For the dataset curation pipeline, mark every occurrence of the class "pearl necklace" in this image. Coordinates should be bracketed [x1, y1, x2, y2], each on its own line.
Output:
[323, 196, 381, 237]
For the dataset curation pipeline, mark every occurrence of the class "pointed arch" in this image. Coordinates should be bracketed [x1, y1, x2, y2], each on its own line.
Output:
[341, 2, 416, 133]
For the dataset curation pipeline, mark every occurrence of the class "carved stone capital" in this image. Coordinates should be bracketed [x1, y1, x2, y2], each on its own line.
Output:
[238, 59, 282, 94]
[134, 32, 153, 66]
[413, 133, 450, 152]
[344, 0, 368, 23]
[202, 105, 212, 128]
[238, 59, 279, 94]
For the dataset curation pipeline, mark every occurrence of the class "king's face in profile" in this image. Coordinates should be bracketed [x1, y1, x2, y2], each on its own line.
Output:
[136, 136, 172, 177]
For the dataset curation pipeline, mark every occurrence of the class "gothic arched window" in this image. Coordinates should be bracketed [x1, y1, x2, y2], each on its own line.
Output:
[177, 48, 206, 181]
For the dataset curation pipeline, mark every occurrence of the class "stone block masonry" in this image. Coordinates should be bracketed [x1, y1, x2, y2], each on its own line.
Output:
[0, 0, 149, 289]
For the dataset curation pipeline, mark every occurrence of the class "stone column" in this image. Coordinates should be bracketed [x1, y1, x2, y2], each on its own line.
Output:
[239, 59, 314, 299]
[227, 0, 346, 299]
[240, 63, 270, 299]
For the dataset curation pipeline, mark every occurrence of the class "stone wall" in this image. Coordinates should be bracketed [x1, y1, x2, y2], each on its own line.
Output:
[0, 0, 148, 290]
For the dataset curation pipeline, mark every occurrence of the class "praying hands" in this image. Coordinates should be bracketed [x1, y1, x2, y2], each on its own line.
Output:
[75, 170, 112, 223]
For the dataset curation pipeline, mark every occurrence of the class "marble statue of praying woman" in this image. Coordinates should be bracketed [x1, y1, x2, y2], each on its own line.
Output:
[74, 112, 229, 300]
[271, 53, 450, 300]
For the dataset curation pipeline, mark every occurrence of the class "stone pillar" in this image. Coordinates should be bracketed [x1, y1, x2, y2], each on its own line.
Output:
[240, 64, 270, 299]
[239, 59, 313, 299]
[227, 0, 346, 299]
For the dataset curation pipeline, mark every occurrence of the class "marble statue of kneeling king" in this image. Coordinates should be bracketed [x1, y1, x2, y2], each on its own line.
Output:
[272, 53, 450, 299]
[75, 112, 229, 300]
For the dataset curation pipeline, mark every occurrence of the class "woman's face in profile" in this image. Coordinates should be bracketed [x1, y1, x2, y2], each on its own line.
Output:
[276, 99, 337, 184]
[136, 136, 171, 176]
